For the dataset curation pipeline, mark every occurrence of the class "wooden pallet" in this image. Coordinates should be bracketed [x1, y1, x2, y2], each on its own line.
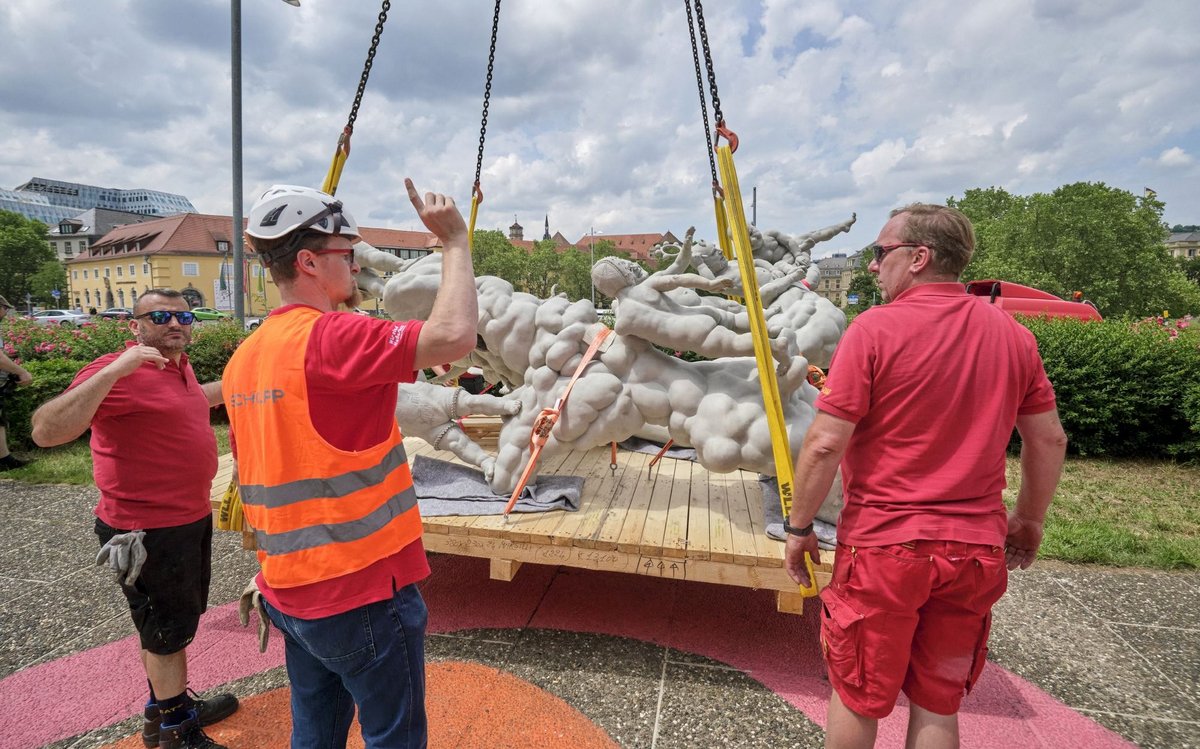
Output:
[408, 437, 831, 614]
[209, 438, 832, 613]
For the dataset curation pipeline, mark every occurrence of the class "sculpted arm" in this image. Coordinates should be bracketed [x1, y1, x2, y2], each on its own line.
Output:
[31, 345, 169, 447]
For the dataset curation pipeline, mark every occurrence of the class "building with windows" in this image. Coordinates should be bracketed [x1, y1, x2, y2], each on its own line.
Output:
[68, 213, 437, 314]
[0, 188, 81, 226]
[13, 177, 196, 217]
[813, 251, 864, 307]
[47, 209, 151, 263]
[1167, 231, 1199, 260]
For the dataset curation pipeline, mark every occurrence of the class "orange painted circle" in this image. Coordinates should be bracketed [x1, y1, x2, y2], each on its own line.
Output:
[103, 661, 619, 748]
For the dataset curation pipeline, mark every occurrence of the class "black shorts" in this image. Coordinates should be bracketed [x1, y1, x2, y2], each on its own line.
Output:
[95, 515, 213, 655]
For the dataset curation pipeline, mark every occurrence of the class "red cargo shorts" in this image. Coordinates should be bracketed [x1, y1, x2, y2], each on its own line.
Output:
[818, 540, 1007, 719]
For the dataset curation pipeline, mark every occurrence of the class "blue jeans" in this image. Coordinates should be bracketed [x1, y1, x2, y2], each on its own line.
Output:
[264, 583, 428, 749]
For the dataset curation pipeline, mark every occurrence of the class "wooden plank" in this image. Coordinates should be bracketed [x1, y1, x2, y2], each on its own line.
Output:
[706, 468, 735, 564]
[422, 532, 831, 595]
[523, 447, 612, 547]
[591, 450, 651, 550]
[685, 458, 711, 561]
[744, 471, 784, 568]
[571, 448, 643, 549]
[661, 458, 693, 559]
[776, 590, 806, 614]
[615, 451, 668, 555]
[636, 455, 679, 557]
[722, 469, 761, 566]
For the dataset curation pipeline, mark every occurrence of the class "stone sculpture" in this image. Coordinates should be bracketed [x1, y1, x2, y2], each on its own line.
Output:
[354, 217, 855, 518]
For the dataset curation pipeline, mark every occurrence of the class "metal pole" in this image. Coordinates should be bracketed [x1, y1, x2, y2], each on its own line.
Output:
[231, 0, 245, 324]
[590, 226, 595, 306]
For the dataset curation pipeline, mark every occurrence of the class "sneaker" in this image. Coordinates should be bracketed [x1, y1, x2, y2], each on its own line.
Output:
[0, 455, 27, 471]
[157, 710, 228, 749]
[143, 692, 239, 748]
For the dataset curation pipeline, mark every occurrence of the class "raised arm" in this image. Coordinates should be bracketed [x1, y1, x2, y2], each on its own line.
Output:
[407, 178, 479, 370]
[31, 345, 169, 447]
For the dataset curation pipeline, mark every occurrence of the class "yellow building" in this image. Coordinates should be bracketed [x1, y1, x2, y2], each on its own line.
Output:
[68, 213, 438, 314]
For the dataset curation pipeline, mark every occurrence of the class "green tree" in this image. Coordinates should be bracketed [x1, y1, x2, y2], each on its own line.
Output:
[845, 252, 879, 312]
[520, 240, 562, 299]
[0, 210, 54, 309]
[471, 230, 526, 283]
[950, 183, 1200, 317]
[557, 247, 594, 302]
[29, 261, 69, 308]
[1176, 256, 1200, 285]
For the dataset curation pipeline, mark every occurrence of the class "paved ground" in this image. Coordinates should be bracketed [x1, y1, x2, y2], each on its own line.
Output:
[1, 479, 1197, 748]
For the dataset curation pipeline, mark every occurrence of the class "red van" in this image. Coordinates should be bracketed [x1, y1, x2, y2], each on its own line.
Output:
[965, 280, 1102, 321]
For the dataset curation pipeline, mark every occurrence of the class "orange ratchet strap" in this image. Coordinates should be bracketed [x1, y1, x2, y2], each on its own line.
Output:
[504, 327, 612, 516]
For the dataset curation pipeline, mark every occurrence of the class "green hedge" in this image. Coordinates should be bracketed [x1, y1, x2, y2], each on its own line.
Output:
[1019, 316, 1200, 459]
[3, 318, 247, 449]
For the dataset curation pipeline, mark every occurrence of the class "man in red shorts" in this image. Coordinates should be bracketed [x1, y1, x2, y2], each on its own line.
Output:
[784, 204, 1068, 748]
[32, 289, 237, 748]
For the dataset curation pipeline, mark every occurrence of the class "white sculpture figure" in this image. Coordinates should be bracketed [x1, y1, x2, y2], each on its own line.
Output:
[591, 254, 797, 375]
[355, 216, 853, 505]
[394, 380, 521, 481]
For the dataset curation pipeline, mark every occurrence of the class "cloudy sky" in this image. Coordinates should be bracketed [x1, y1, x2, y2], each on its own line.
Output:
[2, 0, 1196, 257]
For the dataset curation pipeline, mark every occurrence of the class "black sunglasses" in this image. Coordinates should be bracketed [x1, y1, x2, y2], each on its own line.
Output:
[866, 242, 924, 263]
[136, 310, 196, 325]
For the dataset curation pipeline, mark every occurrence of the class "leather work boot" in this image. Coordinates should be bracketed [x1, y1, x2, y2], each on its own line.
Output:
[142, 693, 238, 748]
[156, 710, 229, 749]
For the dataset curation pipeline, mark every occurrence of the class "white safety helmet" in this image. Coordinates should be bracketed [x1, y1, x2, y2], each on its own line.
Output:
[246, 184, 360, 263]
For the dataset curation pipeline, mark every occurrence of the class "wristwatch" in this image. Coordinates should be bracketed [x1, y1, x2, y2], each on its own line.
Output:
[784, 518, 814, 537]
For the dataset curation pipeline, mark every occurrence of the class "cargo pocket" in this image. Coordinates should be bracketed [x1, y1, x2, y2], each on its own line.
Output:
[820, 589, 865, 688]
[965, 611, 993, 695]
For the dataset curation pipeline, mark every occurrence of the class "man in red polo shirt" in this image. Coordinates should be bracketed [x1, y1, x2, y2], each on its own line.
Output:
[32, 289, 237, 749]
[784, 204, 1068, 749]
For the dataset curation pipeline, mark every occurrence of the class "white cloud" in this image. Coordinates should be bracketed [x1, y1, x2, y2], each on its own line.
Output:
[1158, 147, 1193, 167]
[0, 0, 1197, 249]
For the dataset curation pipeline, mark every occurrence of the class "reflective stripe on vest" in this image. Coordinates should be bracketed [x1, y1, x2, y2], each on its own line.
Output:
[223, 307, 421, 589]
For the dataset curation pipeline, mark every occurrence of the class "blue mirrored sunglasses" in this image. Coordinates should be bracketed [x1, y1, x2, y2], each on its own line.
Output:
[136, 310, 195, 325]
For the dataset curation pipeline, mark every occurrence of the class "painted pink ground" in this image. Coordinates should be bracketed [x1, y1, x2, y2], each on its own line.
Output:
[0, 556, 1133, 749]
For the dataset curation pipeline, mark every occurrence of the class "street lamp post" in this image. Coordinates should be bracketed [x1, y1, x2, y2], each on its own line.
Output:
[232, 0, 299, 325]
[589, 226, 595, 306]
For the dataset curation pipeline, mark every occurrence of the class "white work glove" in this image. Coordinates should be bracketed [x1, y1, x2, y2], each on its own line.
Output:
[95, 530, 147, 586]
[238, 578, 270, 653]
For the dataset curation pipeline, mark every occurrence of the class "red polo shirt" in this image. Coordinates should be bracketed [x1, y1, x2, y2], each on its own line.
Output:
[232, 307, 430, 619]
[817, 283, 1056, 547]
[71, 343, 218, 530]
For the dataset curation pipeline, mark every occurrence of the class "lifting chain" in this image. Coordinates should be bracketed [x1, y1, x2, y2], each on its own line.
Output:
[473, 0, 503, 202]
[691, 1, 723, 130]
[344, 0, 391, 136]
[684, 0, 719, 191]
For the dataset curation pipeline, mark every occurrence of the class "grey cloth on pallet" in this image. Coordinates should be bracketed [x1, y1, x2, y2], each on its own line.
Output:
[758, 476, 837, 550]
[617, 437, 698, 461]
[411, 455, 582, 516]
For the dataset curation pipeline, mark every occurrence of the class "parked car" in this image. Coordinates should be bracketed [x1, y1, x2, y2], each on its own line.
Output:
[96, 307, 133, 320]
[244, 316, 263, 331]
[190, 307, 231, 321]
[31, 309, 91, 327]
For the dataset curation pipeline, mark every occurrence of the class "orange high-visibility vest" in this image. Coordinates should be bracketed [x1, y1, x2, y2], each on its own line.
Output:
[223, 307, 422, 588]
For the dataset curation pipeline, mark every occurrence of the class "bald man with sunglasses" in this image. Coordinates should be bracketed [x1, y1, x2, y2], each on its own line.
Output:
[32, 288, 238, 749]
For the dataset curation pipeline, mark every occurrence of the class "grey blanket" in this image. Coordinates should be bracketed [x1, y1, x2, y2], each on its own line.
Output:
[758, 475, 837, 550]
[411, 455, 582, 516]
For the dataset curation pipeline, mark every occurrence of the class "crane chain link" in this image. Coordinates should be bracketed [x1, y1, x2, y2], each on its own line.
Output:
[345, 0, 392, 134]
[691, 0, 724, 128]
[475, 0, 502, 189]
[684, 0, 718, 187]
